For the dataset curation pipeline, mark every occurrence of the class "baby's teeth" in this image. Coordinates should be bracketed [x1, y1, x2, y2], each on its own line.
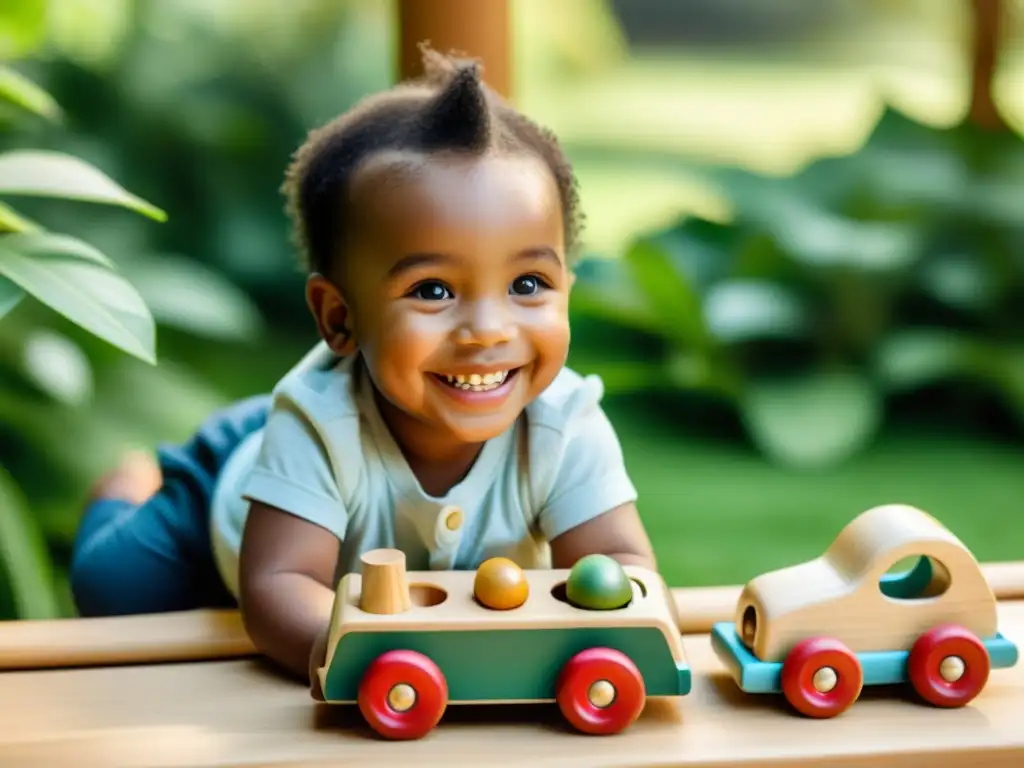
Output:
[442, 370, 510, 391]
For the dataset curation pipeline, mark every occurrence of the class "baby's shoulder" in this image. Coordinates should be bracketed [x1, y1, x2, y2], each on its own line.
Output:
[525, 366, 606, 438]
[272, 343, 360, 423]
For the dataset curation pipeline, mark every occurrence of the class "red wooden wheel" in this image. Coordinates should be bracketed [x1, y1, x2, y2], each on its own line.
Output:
[780, 637, 863, 718]
[907, 624, 990, 708]
[555, 647, 646, 735]
[357, 650, 448, 740]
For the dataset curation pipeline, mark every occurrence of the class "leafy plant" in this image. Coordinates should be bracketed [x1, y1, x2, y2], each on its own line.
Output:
[569, 106, 1024, 469]
[0, 2, 267, 619]
[0, 50, 168, 618]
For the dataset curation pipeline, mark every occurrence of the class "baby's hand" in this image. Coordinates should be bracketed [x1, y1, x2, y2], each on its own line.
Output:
[309, 622, 331, 700]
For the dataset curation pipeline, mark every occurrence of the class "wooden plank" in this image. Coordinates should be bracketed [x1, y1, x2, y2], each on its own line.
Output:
[2, 562, 1021, 671]
[0, 601, 1020, 767]
[0, 609, 251, 670]
[396, 0, 512, 98]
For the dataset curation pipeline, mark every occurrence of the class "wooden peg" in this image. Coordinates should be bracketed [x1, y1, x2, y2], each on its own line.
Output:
[359, 549, 412, 615]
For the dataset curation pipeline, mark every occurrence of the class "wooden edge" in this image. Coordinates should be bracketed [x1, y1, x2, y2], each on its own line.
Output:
[983, 561, 1024, 600]
[0, 609, 252, 671]
[1, 561, 1020, 671]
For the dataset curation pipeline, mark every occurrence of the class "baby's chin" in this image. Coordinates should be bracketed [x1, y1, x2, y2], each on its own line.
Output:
[431, 410, 522, 445]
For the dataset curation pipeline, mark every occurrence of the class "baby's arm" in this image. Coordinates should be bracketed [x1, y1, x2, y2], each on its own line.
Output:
[549, 502, 656, 571]
[238, 501, 337, 682]
[536, 401, 657, 571]
[234, 401, 349, 684]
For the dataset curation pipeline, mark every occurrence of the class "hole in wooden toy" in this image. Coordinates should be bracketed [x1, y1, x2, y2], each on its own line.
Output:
[630, 577, 648, 598]
[879, 555, 951, 600]
[409, 583, 447, 608]
[740, 605, 757, 647]
[551, 581, 570, 604]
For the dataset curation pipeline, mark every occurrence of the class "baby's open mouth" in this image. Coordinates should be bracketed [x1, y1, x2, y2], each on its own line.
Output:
[432, 368, 518, 393]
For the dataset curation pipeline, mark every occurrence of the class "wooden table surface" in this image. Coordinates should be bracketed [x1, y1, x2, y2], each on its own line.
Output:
[0, 565, 1021, 768]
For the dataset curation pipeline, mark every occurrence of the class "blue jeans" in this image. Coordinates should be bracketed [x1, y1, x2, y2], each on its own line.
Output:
[69, 395, 271, 617]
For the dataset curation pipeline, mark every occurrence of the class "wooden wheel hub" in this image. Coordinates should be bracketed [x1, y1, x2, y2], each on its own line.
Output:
[939, 656, 965, 683]
[587, 679, 616, 708]
[387, 683, 417, 712]
[812, 667, 838, 693]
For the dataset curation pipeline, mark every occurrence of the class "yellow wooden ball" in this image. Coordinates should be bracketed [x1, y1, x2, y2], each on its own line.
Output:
[474, 557, 529, 610]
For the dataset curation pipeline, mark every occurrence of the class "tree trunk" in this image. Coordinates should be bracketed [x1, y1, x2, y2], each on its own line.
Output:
[968, 0, 1006, 129]
[396, 0, 513, 99]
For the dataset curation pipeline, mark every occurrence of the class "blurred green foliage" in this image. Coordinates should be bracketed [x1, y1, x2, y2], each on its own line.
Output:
[0, 0, 178, 618]
[570, 108, 1024, 469]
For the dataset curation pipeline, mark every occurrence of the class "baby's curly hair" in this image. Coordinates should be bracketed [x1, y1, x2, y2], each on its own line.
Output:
[282, 45, 584, 276]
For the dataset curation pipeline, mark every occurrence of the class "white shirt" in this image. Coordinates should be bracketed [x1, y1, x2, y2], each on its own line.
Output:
[209, 345, 637, 597]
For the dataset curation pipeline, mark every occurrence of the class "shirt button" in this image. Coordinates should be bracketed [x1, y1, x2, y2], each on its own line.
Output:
[443, 506, 463, 531]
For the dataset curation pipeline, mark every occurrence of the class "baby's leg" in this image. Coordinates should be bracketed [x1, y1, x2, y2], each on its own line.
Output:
[69, 394, 271, 616]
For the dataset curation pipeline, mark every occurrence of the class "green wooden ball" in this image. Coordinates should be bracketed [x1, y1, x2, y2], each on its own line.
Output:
[565, 554, 632, 610]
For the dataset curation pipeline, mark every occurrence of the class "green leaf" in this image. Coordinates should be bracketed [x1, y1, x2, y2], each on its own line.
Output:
[0, 65, 61, 120]
[622, 238, 707, 348]
[1, 230, 116, 267]
[0, 150, 167, 222]
[648, 217, 737, 292]
[0, 233, 156, 364]
[119, 253, 264, 342]
[0, 201, 40, 232]
[872, 329, 972, 392]
[21, 328, 94, 406]
[740, 370, 882, 469]
[918, 253, 996, 313]
[770, 197, 924, 273]
[569, 257, 662, 335]
[0, 464, 60, 620]
[0, 274, 24, 318]
[703, 280, 810, 343]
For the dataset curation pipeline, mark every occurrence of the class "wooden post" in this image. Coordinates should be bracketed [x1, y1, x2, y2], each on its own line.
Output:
[359, 549, 412, 615]
[396, 0, 513, 99]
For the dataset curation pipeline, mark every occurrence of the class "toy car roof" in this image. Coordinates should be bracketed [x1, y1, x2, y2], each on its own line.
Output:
[824, 504, 977, 576]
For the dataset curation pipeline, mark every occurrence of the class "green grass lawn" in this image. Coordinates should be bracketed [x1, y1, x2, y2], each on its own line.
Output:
[605, 397, 1023, 588]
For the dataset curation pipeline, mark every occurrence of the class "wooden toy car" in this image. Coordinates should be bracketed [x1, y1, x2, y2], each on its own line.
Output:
[711, 503, 1019, 718]
[315, 549, 691, 739]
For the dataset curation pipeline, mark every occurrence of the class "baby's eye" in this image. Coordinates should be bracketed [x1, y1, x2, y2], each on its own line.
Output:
[510, 275, 547, 296]
[410, 281, 453, 301]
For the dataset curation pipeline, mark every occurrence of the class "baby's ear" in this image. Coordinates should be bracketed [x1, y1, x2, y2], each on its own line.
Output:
[306, 274, 357, 356]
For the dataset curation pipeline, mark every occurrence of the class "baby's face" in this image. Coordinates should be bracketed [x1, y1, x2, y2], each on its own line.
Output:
[340, 150, 571, 444]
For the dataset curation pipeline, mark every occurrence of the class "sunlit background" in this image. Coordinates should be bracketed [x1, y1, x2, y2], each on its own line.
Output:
[1, 0, 1022, 620]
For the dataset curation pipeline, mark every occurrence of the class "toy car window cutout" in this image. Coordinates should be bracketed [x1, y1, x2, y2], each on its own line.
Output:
[879, 555, 951, 601]
[739, 604, 757, 647]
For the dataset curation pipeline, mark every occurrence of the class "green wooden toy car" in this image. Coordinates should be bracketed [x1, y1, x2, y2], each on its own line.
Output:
[316, 549, 691, 739]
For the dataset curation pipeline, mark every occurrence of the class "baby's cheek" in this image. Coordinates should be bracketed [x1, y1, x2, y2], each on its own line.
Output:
[525, 306, 570, 356]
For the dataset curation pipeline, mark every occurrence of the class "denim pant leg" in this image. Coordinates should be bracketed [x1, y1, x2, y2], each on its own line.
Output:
[69, 394, 271, 617]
